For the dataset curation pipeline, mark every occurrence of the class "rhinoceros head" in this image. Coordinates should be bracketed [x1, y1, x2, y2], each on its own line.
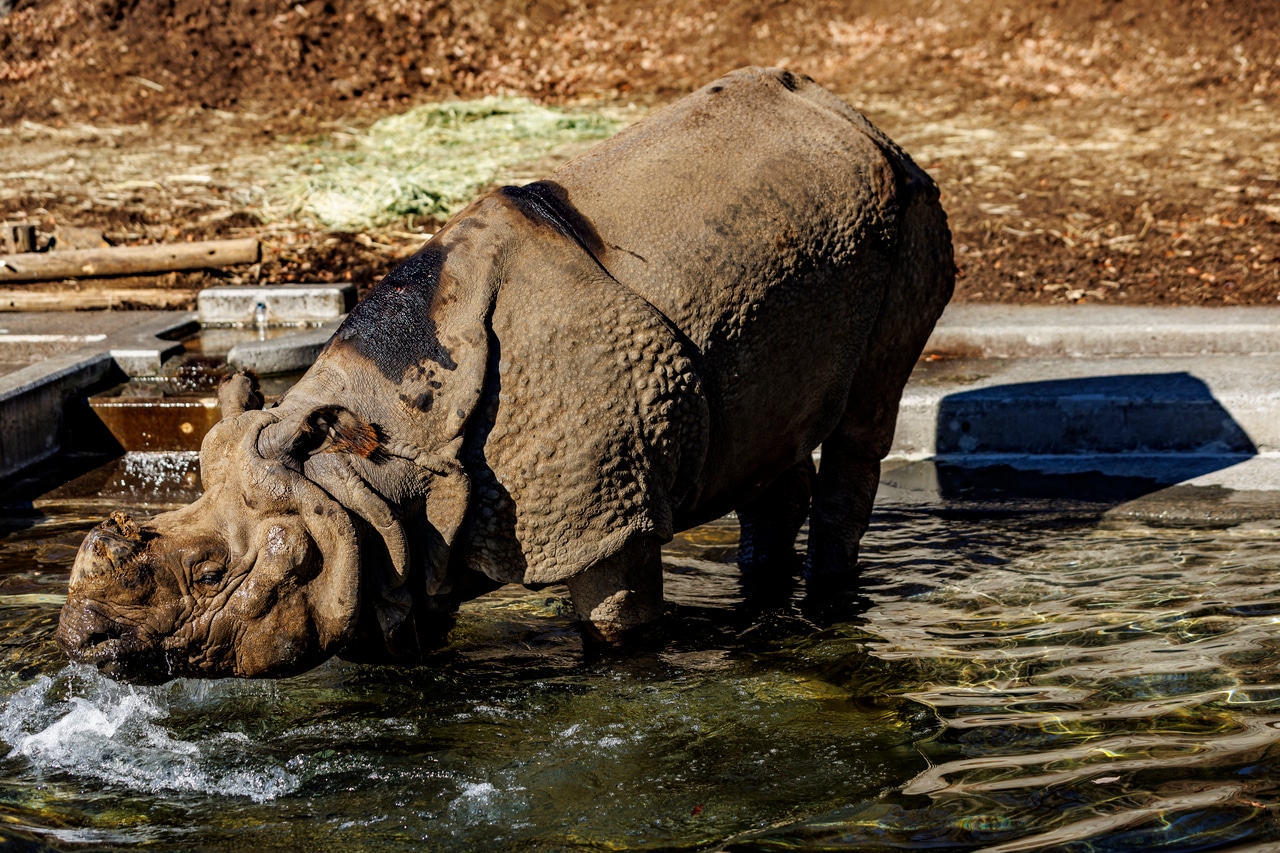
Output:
[57, 371, 466, 682]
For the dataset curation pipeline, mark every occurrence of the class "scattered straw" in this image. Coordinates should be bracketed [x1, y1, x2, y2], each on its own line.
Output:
[280, 97, 623, 232]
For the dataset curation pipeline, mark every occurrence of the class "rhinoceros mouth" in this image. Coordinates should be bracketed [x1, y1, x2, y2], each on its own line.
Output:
[65, 637, 173, 684]
[98, 656, 175, 685]
[58, 607, 175, 683]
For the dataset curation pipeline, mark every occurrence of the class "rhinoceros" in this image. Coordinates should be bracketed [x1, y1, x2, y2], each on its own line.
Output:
[57, 67, 953, 681]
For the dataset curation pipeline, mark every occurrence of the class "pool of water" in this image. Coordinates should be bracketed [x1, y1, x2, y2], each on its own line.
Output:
[1, 480, 1280, 851]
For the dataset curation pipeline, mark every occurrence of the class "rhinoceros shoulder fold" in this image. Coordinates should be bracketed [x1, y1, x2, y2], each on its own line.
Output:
[456, 194, 709, 586]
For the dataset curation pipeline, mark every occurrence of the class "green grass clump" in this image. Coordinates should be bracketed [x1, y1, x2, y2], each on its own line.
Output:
[285, 97, 624, 232]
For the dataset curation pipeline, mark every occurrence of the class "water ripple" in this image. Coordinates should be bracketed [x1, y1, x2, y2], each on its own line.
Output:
[844, 515, 1280, 850]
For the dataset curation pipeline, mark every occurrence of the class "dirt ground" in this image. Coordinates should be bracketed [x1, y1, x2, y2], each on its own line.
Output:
[2, 0, 1278, 307]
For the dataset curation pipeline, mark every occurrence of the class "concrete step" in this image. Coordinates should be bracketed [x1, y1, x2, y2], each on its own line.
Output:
[926, 304, 1280, 358]
[226, 317, 344, 375]
[893, 354, 1280, 459]
[197, 284, 355, 326]
[0, 312, 194, 378]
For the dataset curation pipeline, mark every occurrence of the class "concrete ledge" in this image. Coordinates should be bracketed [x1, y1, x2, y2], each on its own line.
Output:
[227, 318, 343, 374]
[927, 304, 1280, 358]
[198, 285, 356, 326]
[0, 351, 117, 480]
[894, 354, 1280, 458]
[106, 313, 196, 376]
[0, 312, 194, 377]
[877, 455, 1280, 524]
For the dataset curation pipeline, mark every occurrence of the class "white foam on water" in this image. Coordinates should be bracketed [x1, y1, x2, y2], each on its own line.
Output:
[448, 779, 529, 826]
[0, 666, 299, 803]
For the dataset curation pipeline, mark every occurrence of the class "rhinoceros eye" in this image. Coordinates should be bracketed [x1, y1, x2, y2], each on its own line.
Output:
[194, 563, 225, 587]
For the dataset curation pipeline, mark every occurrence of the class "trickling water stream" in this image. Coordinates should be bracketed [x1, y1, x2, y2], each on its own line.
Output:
[1, 482, 1280, 851]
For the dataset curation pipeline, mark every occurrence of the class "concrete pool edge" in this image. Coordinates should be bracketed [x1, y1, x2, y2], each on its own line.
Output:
[0, 313, 196, 481]
[879, 453, 1280, 526]
[1, 303, 1279, 496]
[925, 304, 1280, 358]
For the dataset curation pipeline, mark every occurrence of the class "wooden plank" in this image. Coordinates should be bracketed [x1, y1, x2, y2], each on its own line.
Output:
[0, 238, 260, 282]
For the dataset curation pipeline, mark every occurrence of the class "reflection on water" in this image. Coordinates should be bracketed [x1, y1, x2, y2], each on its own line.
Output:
[1, 507, 1280, 851]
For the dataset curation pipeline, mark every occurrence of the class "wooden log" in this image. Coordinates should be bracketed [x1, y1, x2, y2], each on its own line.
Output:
[0, 238, 260, 283]
[0, 287, 198, 311]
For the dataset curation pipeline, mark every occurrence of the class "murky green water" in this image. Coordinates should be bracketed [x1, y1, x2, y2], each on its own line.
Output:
[2, 479, 1280, 851]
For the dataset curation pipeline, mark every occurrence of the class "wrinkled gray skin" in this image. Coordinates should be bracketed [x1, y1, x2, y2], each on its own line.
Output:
[58, 68, 954, 681]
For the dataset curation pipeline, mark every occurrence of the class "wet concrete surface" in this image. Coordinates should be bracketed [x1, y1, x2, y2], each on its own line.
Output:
[0, 313, 194, 377]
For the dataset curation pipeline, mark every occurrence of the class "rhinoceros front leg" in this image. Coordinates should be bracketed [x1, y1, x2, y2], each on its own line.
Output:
[565, 536, 664, 645]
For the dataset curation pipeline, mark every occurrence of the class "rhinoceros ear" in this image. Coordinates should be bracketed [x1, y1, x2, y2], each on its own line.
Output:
[416, 439, 470, 597]
[258, 405, 384, 463]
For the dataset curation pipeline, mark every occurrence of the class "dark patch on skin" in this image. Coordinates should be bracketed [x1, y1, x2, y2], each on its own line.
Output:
[331, 246, 457, 383]
[400, 390, 434, 412]
[499, 181, 606, 261]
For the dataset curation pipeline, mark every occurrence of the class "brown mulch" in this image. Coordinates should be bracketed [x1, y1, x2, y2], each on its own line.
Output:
[2, 0, 1278, 307]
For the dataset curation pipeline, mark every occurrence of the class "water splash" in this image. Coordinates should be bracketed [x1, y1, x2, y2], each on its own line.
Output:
[449, 780, 526, 823]
[0, 665, 299, 803]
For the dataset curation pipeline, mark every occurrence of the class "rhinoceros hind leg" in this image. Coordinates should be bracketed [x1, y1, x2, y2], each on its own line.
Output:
[808, 185, 954, 585]
[565, 537, 664, 645]
[735, 457, 814, 585]
[806, 439, 882, 585]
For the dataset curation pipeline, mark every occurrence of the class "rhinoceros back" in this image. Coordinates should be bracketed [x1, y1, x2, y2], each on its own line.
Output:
[544, 66, 934, 522]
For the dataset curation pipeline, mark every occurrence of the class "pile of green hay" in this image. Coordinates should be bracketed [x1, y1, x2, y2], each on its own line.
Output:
[283, 97, 624, 232]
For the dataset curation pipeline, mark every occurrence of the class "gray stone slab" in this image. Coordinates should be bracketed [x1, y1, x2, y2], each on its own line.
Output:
[926, 304, 1280, 357]
[0, 313, 146, 370]
[226, 317, 343, 375]
[198, 285, 356, 326]
[104, 313, 196, 376]
[0, 311, 194, 377]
